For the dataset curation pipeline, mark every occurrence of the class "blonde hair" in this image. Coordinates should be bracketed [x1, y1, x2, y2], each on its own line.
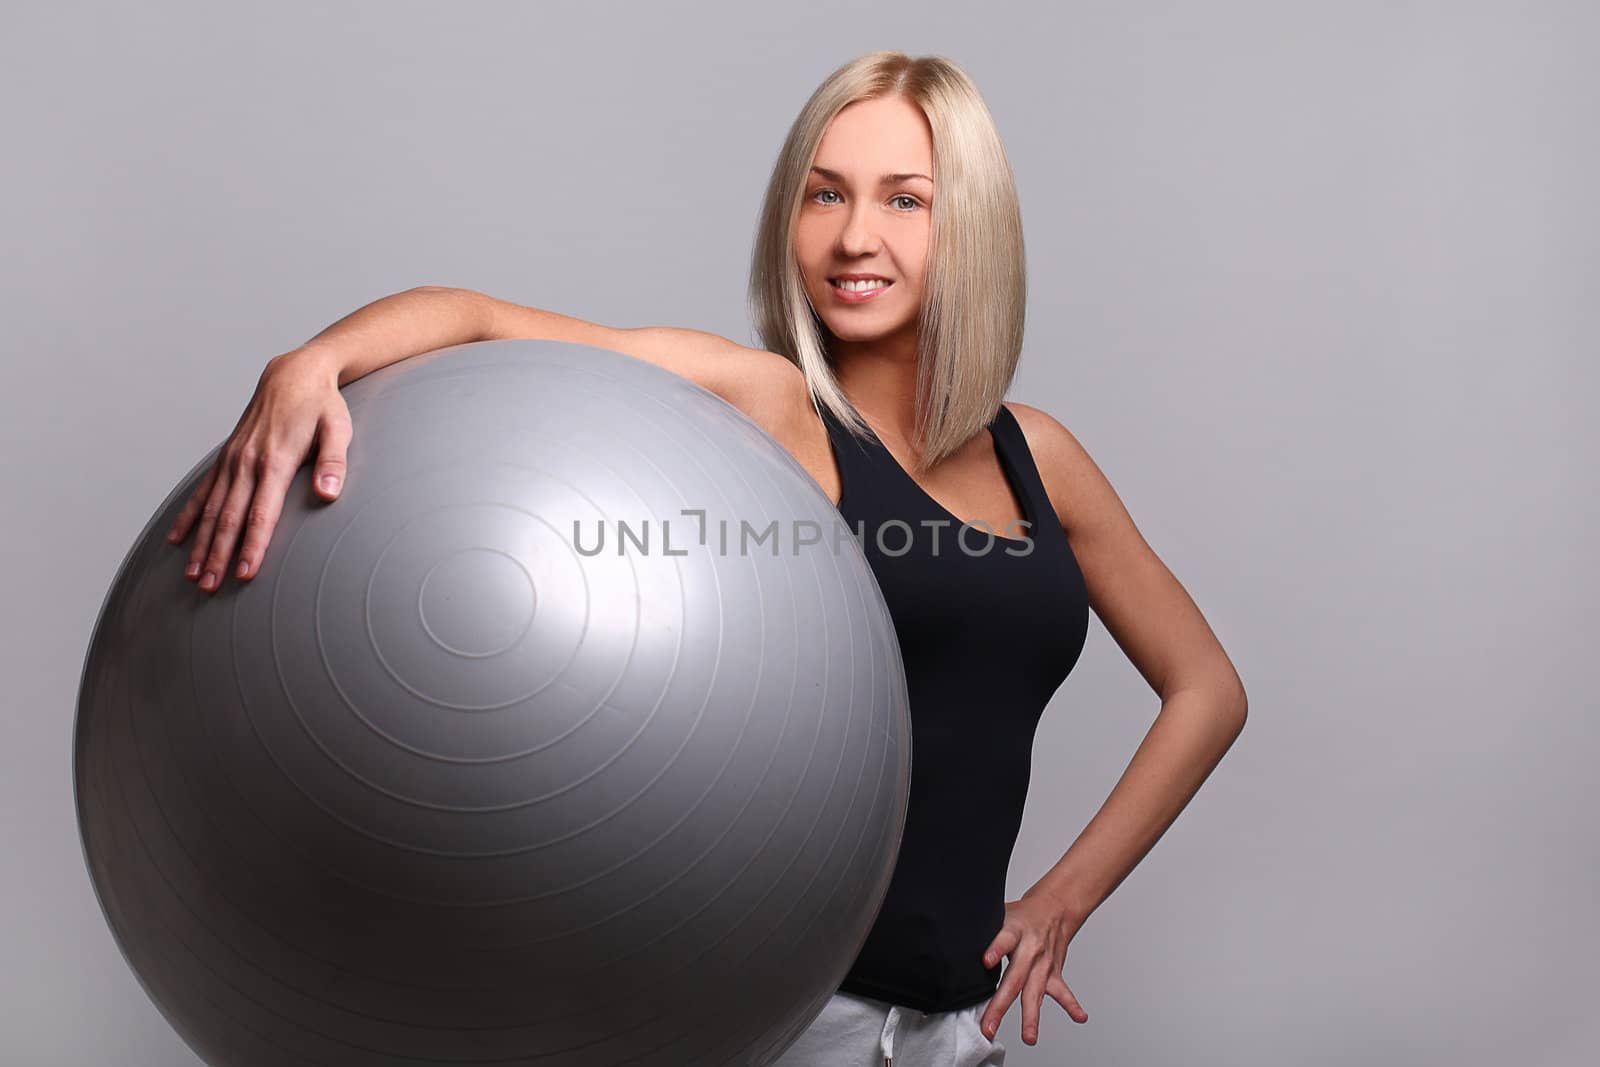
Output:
[748, 51, 1026, 473]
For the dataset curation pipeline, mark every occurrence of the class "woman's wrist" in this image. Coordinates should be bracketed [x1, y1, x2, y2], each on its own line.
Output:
[271, 343, 347, 389]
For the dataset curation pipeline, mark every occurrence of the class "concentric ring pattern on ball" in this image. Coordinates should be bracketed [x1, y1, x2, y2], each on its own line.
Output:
[74, 339, 911, 1067]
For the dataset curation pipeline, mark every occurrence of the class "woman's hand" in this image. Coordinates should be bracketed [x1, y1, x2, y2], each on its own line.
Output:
[166, 347, 353, 594]
[977, 883, 1090, 1046]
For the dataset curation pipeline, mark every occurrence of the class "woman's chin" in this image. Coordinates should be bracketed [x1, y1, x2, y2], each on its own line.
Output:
[820, 318, 906, 344]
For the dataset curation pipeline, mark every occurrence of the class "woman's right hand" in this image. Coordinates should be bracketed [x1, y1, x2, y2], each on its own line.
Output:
[166, 347, 354, 594]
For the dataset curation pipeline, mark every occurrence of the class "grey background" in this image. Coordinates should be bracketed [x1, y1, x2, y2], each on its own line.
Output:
[3, 1, 1594, 1064]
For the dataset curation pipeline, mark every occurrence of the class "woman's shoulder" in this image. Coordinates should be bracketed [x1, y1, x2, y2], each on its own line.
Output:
[996, 400, 1089, 532]
[1000, 401, 1151, 590]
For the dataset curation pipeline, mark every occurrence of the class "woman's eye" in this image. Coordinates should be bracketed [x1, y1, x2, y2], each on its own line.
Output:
[810, 189, 920, 210]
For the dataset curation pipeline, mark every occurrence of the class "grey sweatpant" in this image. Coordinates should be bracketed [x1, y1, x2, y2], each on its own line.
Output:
[769, 990, 1007, 1066]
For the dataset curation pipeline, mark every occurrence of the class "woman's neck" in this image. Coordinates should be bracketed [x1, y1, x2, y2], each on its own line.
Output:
[830, 341, 924, 450]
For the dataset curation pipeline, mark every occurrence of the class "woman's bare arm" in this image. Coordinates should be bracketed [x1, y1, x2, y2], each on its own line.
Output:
[315, 286, 803, 420]
[171, 286, 807, 594]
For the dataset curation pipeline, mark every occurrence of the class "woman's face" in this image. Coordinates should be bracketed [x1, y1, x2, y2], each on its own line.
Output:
[795, 95, 934, 355]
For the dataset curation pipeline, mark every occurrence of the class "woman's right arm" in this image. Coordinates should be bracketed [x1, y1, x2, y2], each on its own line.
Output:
[169, 286, 805, 594]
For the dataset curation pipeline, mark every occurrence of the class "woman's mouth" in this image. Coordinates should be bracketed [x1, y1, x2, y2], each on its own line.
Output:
[829, 279, 893, 304]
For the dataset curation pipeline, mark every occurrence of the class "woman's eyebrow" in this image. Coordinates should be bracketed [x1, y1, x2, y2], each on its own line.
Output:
[810, 166, 932, 184]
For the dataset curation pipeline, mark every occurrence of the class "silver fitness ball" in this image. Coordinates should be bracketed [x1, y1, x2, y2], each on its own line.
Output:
[74, 339, 911, 1066]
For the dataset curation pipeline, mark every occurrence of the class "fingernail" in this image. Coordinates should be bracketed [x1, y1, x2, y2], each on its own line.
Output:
[236, 560, 249, 578]
[186, 562, 200, 578]
[320, 475, 339, 493]
[201, 571, 216, 590]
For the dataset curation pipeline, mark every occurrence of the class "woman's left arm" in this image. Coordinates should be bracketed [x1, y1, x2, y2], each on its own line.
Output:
[979, 402, 1249, 1046]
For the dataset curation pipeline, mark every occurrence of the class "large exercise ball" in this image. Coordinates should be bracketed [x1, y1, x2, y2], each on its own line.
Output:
[74, 339, 910, 1067]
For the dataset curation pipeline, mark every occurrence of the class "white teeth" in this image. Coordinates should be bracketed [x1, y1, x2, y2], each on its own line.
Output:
[834, 279, 890, 292]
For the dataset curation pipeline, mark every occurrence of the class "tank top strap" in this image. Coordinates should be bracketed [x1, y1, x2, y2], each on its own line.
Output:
[816, 402, 879, 502]
[986, 403, 1059, 542]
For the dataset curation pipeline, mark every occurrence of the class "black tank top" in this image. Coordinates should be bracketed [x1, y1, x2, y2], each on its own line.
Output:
[821, 401, 1091, 1014]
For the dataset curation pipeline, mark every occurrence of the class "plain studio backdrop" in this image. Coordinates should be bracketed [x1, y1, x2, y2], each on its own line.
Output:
[3, 2, 1594, 1064]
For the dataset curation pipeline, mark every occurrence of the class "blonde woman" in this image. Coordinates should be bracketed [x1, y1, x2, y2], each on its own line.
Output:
[168, 52, 1247, 1065]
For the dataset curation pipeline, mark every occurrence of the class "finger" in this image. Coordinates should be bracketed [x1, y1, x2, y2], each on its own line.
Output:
[1020, 957, 1049, 1045]
[199, 458, 259, 593]
[312, 406, 352, 500]
[167, 462, 220, 546]
[979, 943, 1033, 1041]
[982, 925, 1019, 970]
[1047, 974, 1088, 1024]
[187, 462, 235, 584]
[232, 451, 296, 582]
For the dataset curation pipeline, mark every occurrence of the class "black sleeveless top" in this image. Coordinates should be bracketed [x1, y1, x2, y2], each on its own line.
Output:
[821, 401, 1091, 1014]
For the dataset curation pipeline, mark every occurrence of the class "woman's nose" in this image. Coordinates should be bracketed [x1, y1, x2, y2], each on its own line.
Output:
[838, 205, 882, 255]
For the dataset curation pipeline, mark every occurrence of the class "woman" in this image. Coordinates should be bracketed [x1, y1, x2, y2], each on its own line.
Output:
[167, 51, 1247, 1065]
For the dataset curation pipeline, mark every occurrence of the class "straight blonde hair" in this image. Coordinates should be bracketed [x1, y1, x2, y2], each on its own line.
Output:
[748, 51, 1026, 473]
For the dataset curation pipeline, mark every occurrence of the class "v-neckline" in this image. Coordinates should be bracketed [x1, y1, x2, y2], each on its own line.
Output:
[852, 406, 1035, 546]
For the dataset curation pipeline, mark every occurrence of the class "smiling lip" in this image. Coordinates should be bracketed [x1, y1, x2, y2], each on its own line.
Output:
[829, 277, 893, 303]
